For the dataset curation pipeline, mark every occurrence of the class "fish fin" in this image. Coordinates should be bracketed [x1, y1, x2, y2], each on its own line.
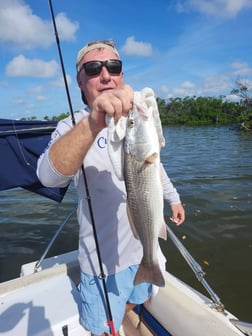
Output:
[145, 152, 158, 164]
[126, 204, 139, 239]
[134, 261, 165, 287]
[159, 221, 167, 240]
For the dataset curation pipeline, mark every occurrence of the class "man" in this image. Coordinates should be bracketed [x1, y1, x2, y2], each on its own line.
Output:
[37, 40, 185, 336]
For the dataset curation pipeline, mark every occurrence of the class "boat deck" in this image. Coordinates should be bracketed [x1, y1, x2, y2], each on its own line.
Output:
[0, 252, 150, 336]
[0, 251, 249, 336]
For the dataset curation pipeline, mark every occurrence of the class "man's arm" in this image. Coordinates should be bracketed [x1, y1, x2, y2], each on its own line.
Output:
[49, 116, 98, 176]
[37, 85, 133, 186]
[49, 85, 133, 176]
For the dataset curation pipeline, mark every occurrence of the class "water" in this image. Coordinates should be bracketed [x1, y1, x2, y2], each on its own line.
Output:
[0, 125, 251, 321]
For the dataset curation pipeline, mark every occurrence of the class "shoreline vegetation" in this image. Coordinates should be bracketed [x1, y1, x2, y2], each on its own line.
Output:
[20, 81, 252, 131]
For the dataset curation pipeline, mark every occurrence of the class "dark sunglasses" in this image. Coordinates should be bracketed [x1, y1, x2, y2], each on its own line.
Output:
[78, 59, 122, 77]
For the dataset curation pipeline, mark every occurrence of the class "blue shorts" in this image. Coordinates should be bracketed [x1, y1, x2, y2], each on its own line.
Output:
[78, 265, 152, 335]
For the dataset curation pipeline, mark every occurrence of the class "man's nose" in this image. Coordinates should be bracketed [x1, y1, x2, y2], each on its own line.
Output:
[100, 65, 111, 81]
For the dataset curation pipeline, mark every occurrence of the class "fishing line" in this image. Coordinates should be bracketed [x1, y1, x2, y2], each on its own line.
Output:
[48, 1, 116, 334]
[11, 120, 31, 168]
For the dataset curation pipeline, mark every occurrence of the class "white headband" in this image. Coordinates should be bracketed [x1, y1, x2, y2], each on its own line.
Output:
[76, 42, 120, 71]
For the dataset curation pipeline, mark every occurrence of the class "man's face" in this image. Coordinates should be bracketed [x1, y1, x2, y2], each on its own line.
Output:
[77, 48, 124, 107]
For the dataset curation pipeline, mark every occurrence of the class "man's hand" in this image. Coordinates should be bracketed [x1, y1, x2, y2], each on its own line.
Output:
[90, 84, 134, 131]
[170, 203, 185, 226]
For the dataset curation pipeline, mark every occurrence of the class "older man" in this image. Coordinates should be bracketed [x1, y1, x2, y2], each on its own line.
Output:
[37, 40, 185, 336]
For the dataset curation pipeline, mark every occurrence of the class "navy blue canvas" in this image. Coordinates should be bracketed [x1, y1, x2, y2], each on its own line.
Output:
[0, 119, 68, 202]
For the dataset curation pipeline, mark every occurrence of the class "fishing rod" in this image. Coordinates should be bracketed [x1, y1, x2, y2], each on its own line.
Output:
[47, 1, 116, 334]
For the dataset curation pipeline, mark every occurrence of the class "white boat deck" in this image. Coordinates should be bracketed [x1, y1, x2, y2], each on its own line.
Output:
[0, 266, 85, 336]
[0, 251, 248, 336]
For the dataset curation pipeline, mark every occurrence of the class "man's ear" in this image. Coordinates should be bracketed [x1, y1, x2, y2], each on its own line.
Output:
[77, 75, 82, 87]
[81, 90, 88, 105]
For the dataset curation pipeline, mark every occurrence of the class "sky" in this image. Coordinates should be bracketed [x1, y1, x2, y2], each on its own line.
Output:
[1, 0, 252, 120]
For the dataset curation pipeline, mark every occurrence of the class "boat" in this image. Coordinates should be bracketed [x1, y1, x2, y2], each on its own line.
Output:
[1, 119, 252, 335]
[0, 244, 252, 336]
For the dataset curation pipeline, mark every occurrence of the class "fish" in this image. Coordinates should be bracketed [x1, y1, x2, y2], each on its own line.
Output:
[123, 89, 167, 287]
[106, 88, 167, 287]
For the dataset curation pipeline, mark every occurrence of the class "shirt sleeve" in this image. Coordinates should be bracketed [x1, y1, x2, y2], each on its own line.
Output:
[36, 113, 84, 188]
[37, 149, 72, 188]
[161, 164, 181, 205]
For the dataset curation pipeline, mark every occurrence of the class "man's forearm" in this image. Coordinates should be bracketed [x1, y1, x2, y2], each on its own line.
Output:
[49, 116, 99, 176]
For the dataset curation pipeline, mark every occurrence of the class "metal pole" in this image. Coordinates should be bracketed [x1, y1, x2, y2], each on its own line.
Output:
[166, 222, 225, 312]
[34, 204, 78, 272]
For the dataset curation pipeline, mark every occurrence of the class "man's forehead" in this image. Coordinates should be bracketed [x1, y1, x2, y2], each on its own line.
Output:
[81, 48, 119, 63]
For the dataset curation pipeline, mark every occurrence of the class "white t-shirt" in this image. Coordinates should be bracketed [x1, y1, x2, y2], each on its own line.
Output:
[37, 109, 181, 276]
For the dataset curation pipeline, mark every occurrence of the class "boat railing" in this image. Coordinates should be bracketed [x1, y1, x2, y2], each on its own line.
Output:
[166, 222, 225, 312]
[34, 204, 78, 273]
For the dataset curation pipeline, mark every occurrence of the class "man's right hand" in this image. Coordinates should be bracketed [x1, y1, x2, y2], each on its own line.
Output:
[90, 84, 134, 132]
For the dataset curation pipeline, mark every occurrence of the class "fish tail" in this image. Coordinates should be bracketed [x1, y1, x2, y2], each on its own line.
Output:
[134, 261, 165, 287]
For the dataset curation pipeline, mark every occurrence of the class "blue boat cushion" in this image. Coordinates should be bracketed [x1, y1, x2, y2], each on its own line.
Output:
[134, 304, 172, 336]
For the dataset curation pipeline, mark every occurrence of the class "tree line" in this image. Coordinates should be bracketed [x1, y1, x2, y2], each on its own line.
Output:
[157, 81, 252, 131]
[21, 81, 252, 131]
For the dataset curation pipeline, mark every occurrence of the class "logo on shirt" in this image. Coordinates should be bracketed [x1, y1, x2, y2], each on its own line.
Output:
[97, 136, 107, 149]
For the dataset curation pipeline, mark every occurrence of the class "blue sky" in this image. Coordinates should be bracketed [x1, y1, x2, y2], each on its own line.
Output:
[1, 0, 252, 120]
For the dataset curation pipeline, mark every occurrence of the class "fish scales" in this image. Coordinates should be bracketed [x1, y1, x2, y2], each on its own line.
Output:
[124, 151, 163, 259]
[124, 151, 165, 287]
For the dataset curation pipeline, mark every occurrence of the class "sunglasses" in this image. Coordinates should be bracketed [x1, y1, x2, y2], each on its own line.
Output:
[78, 59, 122, 77]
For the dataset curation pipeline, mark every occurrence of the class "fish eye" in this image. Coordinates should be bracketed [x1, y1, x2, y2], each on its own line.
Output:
[128, 117, 135, 127]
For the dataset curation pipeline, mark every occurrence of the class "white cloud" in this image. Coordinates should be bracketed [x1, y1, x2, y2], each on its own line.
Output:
[181, 81, 195, 89]
[0, 0, 79, 49]
[195, 75, 231, 96]
[50, 74, 72, 87]
[174, 81, 196, 96]
[36, 95, 48, 101]
[225, 94, 240, 102]
[175, 1, 185, 13]
[121, 36, 153, 56]
[56, 12, 79, 41]
[27, 85, 43, 94]
[6, 55, 59, 77]
[158, 85, 171, 97]
[177, 0, 252, 18]
[230, 61, 252, 77]
[156, 75, 232, 99]
[14, 97, 25, 105]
